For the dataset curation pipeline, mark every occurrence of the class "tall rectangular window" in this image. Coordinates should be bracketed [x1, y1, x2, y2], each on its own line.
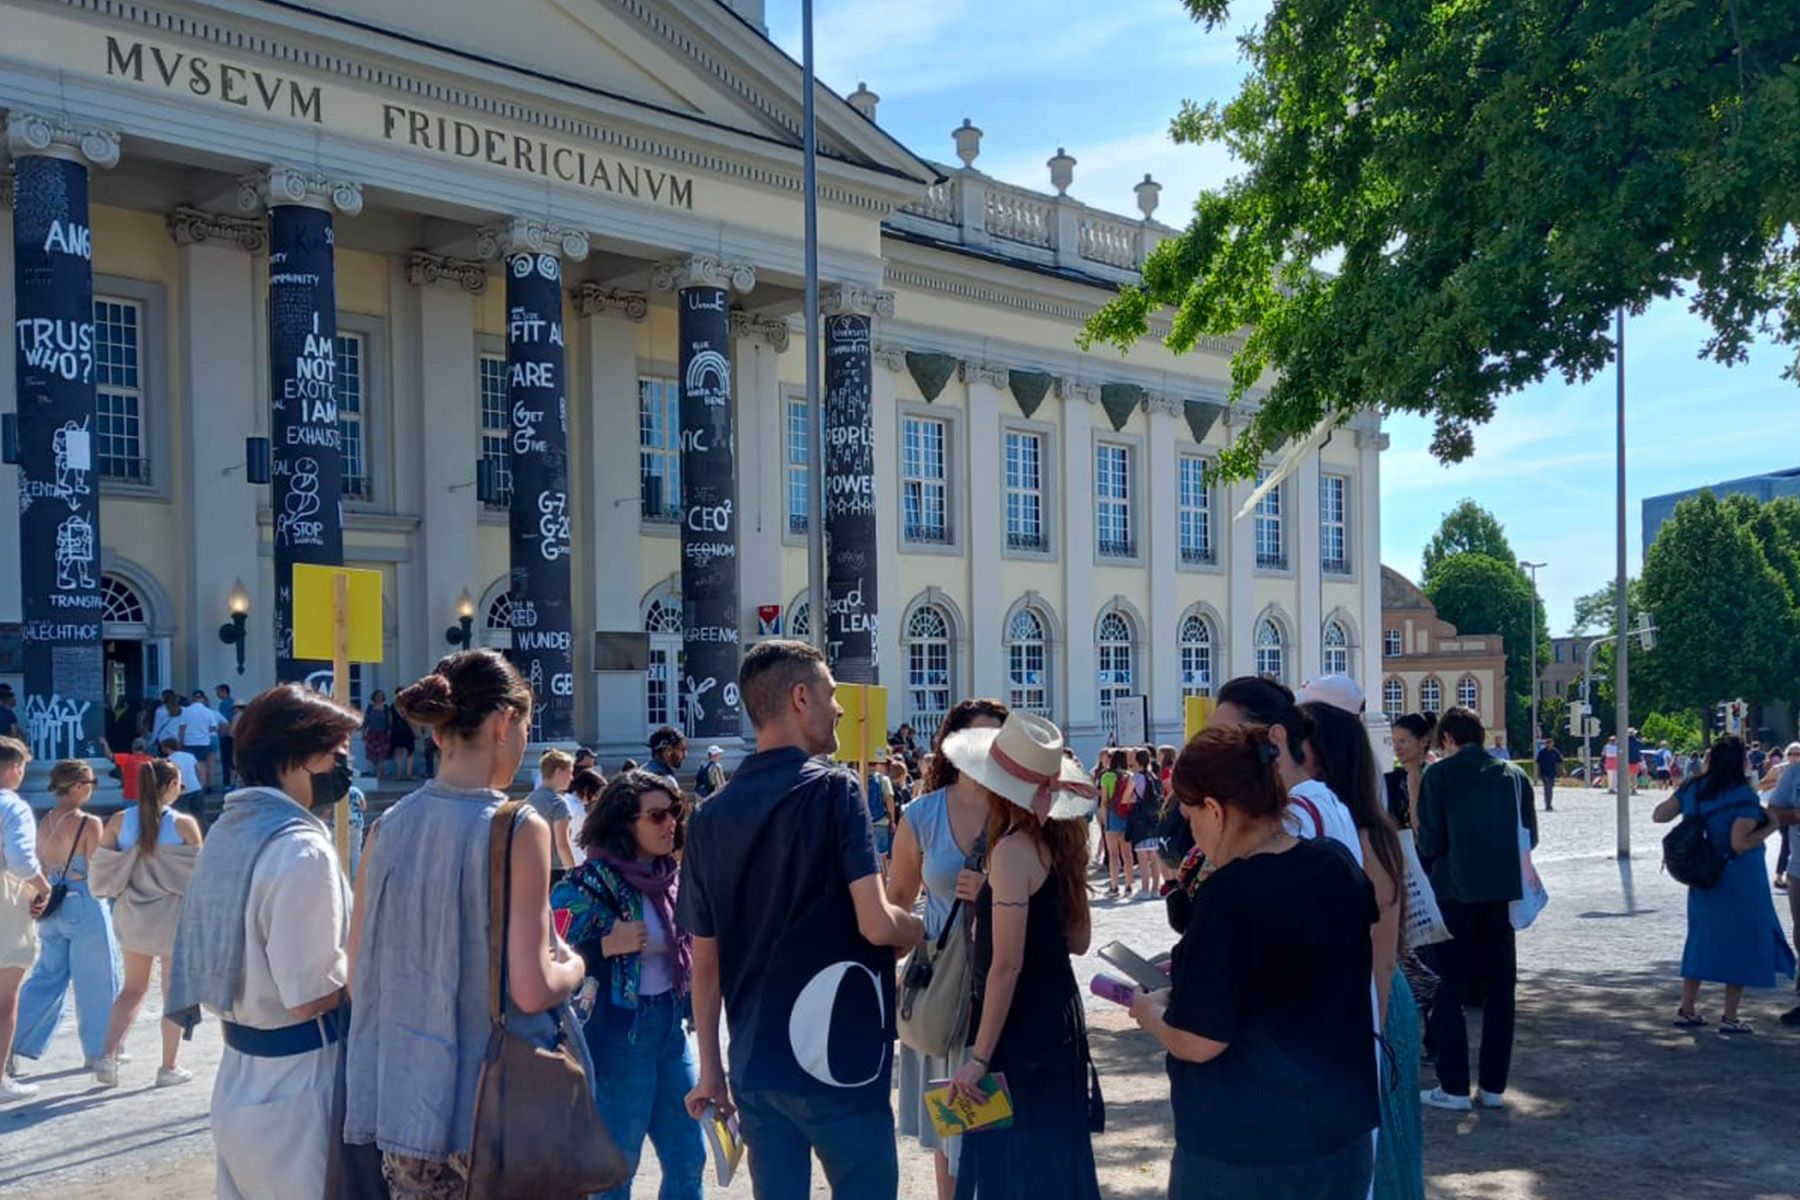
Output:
[93, 297, 144, 480]
[335, 333, 367, 499]
[1095, 443, 1133, 558]
[1179, 454, 1212, 564]
[478, 354, 512, 508]
[1320, 473, 1349, 572]
[902, 416, 949, 544]
[1384, 629, 1402, 658]
[786, 399, 810, 535]
[1004, 430, 1045, 551]
[639, 378, 681, 521]
[1254, 467, 1285, 568]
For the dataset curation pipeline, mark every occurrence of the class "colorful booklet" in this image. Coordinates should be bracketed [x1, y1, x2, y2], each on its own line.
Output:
[924, 1073, 1015, 1137]
[701, 1104, 745, 1186]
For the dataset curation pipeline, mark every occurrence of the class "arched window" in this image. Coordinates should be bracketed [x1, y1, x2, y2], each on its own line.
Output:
[1457, 675, 1479, 710]
[1096, 609, 1136, 733]
[906, 604, 953, 737]
[1255, 617, 1287, 683]
[1420, 676, 1443, 713]
[1006, 606, 1051, 718]
[1322, 619, 1351, 677]
[1382, 677, 1405, 718]
[100, 575, 146, 626]
[644, 596, 683, 733]
[483, 591, 513, 635]
[788, 600, 810, 640]
[1178, 613, 1214, 699]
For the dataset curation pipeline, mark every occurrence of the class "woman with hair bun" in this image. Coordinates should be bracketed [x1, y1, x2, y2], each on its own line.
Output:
[90, 757, 203, 1088]
[1131, 723, 1380, 1198]
[345, 649, 588, 1198]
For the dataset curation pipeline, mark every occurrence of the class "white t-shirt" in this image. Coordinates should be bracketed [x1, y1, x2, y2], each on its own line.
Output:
[168, 750, 202, 794]
[1284, 778, 1364, 866]
[179, 702, 221, 747]
[151, 707, 184, 749]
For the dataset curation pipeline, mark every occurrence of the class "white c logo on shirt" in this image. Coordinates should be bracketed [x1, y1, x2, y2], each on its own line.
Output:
[788, 961, 887, 1089]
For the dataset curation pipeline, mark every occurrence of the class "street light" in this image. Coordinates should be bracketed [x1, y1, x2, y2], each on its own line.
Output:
[445, 588, 476, 650]
[218, 578, 251, 675]
[1521, 560, 1546, 749]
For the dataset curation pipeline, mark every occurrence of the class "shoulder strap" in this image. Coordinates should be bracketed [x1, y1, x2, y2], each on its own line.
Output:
[486, 800, 524, 1027]
[1291, 795, 1324, 838]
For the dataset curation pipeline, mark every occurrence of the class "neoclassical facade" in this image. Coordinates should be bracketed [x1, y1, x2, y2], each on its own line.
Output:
[1, 0, 1386, 766]
[1377, 567, 1506, 737]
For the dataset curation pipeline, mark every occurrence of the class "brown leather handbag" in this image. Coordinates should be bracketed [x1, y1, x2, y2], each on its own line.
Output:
[464, 802, 627, 1200]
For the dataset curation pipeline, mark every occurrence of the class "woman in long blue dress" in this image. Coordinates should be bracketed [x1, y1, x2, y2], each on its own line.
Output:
[1653, 737, 1796, 1033]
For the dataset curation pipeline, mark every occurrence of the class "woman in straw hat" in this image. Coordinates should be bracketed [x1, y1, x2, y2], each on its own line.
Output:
[941, 711, 1101, 1200]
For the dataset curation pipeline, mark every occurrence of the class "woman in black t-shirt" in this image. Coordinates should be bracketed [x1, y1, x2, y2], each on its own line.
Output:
[1131, 723, 1379, 1200]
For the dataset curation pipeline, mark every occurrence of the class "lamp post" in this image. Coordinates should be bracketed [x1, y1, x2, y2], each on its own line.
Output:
[218, 578, 251, 675]
[445, 589, 476, 650]
[1521, 560, 1546, 749]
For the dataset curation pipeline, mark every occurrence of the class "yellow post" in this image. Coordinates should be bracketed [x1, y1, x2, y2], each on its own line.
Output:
[1183, 695, 1214, 745]
[332, 572, 351, 872]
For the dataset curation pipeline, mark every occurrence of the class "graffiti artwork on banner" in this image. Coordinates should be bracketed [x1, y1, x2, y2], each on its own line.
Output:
[42, 219, 93, 260]
[281, 314, 338, 417]
[20, 419, 92, 514]
[685, 626, 740, 645]
[23, 693, 91, 761]
[506, 307, 564, 347]
[683, 541, 736, 566]
[15, 317, 96, 382]
[549, 672, 574, 698]
[685, 499, 732, 534]
[276, 455, 325, 547]
[683, 674, 717, 727]
[509, 597, 539, 629]
[22, 621, 100, 642]
[511, 398, 546, 454]
[284, 423, 340, 448]
[515, 628, 572, 652]
[683, 348, 730, 407]
[683, 290, 727, 314]
[537, 490, 570, 560]
[511, 254, 561, 283]
[826, 470, 876, 516]
[54, 513, 97, 590]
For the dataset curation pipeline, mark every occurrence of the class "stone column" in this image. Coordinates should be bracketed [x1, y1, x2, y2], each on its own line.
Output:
[1059, 379, 1098, 739]
[1225, 412, 1256, 678]
[479, 219, 588, 743]
[1145, 394, 1182, 738]
[1358, 427, 1388, 689]
[652, 254, 755, 740]
[240, 166, 362, 685]
[8, 112, 118, 760]
[1297, 446, 1323, 681]
[962, 361, 1007, 699]
[170, 206, 267, 692]
[821, 284, 892, 685]
[729, 308, 789, 659]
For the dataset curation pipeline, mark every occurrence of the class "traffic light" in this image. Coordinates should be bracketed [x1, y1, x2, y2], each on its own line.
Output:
[1710, 702, 1727, 733]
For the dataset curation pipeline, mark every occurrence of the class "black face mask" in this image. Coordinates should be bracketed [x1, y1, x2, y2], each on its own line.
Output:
[310, 752, 354, 810]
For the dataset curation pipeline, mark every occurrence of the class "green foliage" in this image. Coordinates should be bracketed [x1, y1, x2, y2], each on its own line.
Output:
[1570, 577, 1646, 637]
[1640, 711, 1702, 753]
[1422, 552, 1549, 750]
[1084, 0, 1800, 478]
[1421, 500, 1516, 589]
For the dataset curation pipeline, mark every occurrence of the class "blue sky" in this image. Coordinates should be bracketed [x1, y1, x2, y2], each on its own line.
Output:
[766, 0, 1800, 634]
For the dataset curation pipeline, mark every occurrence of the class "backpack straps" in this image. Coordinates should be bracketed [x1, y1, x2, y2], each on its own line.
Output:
[1291, 795, 1324, 839]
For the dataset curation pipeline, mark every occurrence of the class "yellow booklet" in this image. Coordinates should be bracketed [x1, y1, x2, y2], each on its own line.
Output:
[924, 1073, 1015, 1137]
[701, 1104, 745, 1185]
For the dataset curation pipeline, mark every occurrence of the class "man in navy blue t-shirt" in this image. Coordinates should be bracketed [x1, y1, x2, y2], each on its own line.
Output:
[679, 640, 923, 1199]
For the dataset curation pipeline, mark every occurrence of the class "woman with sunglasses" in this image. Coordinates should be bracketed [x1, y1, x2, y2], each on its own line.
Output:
[553, 769, 703, 1200]
[12, 760, 121, 1079]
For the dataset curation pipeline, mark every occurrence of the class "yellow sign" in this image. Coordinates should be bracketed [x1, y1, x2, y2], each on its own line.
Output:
[1184, 696, 1214, 745]
[292, 565, 384, 663]
[836, 684, 890, 769]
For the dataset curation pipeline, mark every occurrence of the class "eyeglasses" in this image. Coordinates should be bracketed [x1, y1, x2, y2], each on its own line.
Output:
[638, 804, 682, 827]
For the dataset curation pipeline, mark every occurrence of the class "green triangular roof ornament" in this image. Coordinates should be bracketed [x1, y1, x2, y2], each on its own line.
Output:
[1008, 370, 1053, 418]
[1183, 399, 1226, 444]
[904, 352, 958, 402]
[1098, 383, 1143, 432]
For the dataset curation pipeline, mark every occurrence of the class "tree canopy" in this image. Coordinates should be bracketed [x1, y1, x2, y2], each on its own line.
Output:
[1423, 552, 1549, 749]
[1570, 576, 1645, 637]
[1085, 0, 1800, 479]
[1421, 500, 1517, 589]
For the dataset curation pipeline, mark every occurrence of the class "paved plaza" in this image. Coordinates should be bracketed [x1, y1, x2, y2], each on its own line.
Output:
[3, 784, 1796, 1199]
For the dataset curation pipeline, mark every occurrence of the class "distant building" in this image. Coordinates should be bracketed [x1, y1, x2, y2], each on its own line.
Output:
[1542, 635, 1600, 701]
[1379, 567, 1508, 736]
[1642, 467, 1800, 553]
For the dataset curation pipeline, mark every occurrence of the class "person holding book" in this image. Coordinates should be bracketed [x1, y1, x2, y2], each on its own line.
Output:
[1131, 723, 1380, 1198]
[941, 712, 1101, 1200]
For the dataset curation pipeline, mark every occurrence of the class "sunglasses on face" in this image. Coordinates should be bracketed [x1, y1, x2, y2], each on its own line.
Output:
[638, 804, 682, 827]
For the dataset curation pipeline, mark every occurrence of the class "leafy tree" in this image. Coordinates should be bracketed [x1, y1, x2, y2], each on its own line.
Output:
[1084, 0, 1800, 479]
[1423, 553, 1549, 750]
[1639, 491, 1796, 719]
[1421, 500, 1517, 589]
[1640, 711, 1701, 753]
[1570, 577, 1646, 637]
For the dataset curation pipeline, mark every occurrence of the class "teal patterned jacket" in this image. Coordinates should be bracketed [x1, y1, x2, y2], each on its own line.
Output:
[550, 858, 647, 1012]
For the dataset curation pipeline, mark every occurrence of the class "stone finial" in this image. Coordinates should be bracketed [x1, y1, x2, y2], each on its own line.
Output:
[1048, 147, 1076, 196]
[571, 283, 648, 321]
[848, 82, 879, 122]
[649, 254, 756, 294]
[1135, 173, 1162, 221]
[819, 283, 895, 319]
[474, 218, 590, 262]
[5, 111, 121, 169]
[237, 166, 363, 215]
[404, 249, 490, 293]
[168, 206, 268, 253]
[953, 119, 983, 168]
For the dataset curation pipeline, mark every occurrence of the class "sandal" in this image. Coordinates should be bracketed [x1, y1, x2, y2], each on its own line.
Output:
[1672, 1009, 1705, 1028]
[1718, 1018, 1755, 1035]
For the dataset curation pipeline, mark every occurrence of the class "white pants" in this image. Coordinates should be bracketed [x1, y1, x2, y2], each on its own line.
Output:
[213, 1042, 336, 1200]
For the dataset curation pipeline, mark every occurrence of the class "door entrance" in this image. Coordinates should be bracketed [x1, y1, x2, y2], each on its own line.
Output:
[104, 638, 143, 752]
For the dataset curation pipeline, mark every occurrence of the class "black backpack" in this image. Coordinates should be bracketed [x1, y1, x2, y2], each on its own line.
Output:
[1661, 788, 1751, 889]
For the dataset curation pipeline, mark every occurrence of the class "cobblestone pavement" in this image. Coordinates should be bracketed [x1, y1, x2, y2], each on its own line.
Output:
[5, 784, 1796, 1199]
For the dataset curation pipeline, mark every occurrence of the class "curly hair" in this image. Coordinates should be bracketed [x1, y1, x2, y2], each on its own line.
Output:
[576, 769, 685, 861]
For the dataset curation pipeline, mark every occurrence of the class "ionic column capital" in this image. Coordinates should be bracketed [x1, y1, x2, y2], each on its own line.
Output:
[475, 217, 589, 263]
[404, 249, 490, 294]
[5, 111, 120, 169]
[1056, 377, 1098, 405]
[958, 360, 1010, 389]
[819, 283, 894, 319]
[872, 343, 910, 372]
[1144, 391, 1182, 418]
[168, 205, 267, 253]
[650, 254, 755, 294]
[729, 310, 791, 352]
[237, 166, 363, 215]
[572, 282, 648, 321]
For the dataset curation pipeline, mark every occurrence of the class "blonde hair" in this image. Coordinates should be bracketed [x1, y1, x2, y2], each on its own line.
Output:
[539, 748, 575, 777]
[48, 759, 94, 795]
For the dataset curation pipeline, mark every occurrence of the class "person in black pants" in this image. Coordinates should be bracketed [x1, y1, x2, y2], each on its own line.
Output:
[1534, 740, 1563, 813]
[1416, 706, 1538, 1112]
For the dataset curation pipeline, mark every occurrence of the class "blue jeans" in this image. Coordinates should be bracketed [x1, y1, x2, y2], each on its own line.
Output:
[584, 991, 704, 1200]
[15, 879, 121, 1063]
[1169, 1136, 1373, 1200]
[734, 1087, 897, 1200]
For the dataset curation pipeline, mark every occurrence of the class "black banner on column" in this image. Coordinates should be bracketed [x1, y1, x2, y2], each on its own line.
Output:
[677, 287, 740, 739]
[505, 252, 575, 741]
[824, 313, 878, 684]
[12, 155, 105, 760]
[268, 204, 344, 686]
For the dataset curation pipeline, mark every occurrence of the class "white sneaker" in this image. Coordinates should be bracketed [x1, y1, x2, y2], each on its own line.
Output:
[93, 1056, 119, 1088]
[1421, 1086, 1472, 1111]
[155, 1066, 194, 1088]
[0, 1075, 39, 1102]
[1478, 1089, 1505, 1109]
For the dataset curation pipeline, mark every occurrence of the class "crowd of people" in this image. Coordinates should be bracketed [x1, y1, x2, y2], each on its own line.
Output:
[4, 644, 1799, 1199]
